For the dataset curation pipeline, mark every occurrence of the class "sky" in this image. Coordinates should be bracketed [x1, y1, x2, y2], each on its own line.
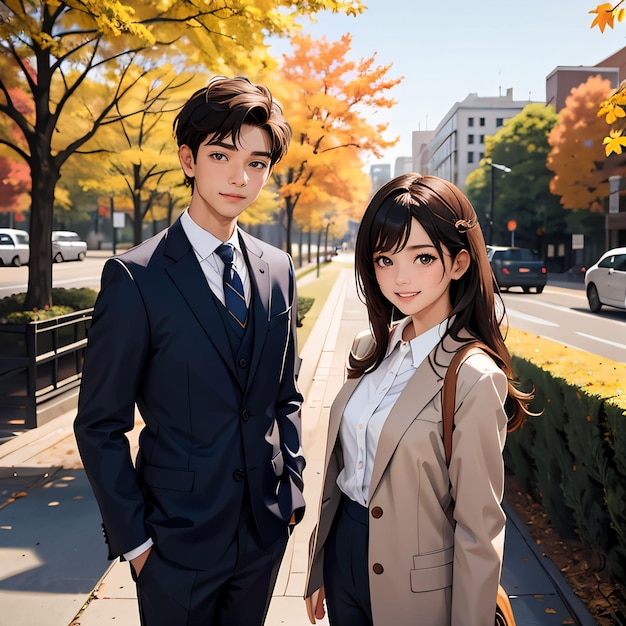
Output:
[268, 0, 626, 168]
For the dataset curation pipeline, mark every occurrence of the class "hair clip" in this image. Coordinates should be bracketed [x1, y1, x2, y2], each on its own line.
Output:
[455, 218, 476, 233]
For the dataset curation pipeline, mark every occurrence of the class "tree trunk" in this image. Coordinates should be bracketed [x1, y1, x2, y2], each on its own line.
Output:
[284, 196, 295, 256]
[24, 153, 58, 310]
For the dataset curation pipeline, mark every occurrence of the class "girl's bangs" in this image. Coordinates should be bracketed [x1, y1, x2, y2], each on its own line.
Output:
[372, 193, 413, 254]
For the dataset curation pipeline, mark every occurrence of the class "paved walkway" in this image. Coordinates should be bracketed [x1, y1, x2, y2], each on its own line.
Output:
[0, 258, 596, 625]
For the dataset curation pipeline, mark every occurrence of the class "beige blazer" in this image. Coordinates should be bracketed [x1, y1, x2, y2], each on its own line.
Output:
[305, 331, 509, 626]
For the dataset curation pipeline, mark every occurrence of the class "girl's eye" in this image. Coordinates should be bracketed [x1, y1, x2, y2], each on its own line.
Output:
[374, 255, 392, 268]
[416, 253, 437, 266]
[250, 160, 269, 170]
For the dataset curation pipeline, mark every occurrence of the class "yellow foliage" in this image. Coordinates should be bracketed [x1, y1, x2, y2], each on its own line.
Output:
[505, 327, 626, 410]
[590, 3, 626, 143]
[602, 128, 626, 155]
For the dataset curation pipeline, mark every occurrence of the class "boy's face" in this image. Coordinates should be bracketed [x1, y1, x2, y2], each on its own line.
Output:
[179, 124, 273, 240]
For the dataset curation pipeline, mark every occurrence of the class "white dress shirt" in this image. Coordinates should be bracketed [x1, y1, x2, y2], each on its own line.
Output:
[123, 211, 250, 562]
[180, 209, 251, 305]
[336, 317, 448, 506]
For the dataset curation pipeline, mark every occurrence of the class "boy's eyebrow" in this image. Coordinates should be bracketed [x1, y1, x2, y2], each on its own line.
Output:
[207, 140, 272, 159]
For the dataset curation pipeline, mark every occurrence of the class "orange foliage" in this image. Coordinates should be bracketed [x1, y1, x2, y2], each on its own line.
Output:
[272, 33, 401, 244]
[589, 2, 625, 32]
[547, 75, 626, 210]
[0, 155, 30, 213]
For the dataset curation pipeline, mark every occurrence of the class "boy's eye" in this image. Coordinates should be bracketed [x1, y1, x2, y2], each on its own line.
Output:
[374, 255, 392, 268]
[210, 152, 227, 161]
[250, 160, 269, 170]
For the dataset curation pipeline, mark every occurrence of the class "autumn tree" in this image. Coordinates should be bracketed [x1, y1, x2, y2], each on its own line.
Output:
[0, 0, 364, 311]
[80, 69, 200, 245]
[271, 33, 401, 254]
[466, 103, 566, 249]
[547, 75, 626, 212]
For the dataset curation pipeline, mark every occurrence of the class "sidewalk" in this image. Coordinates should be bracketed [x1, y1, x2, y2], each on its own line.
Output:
[0, 259, 596, 625]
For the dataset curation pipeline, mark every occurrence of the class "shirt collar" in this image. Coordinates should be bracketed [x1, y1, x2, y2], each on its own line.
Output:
[387, 317, 448, 368]
[180, 210, 242, 260]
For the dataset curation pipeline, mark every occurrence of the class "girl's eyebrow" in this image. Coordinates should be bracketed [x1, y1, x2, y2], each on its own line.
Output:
[405, 243, 437, 251]
[206, 140, 271, 159]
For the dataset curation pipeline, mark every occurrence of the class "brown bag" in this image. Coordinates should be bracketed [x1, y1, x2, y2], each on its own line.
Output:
[443, 342, 517, 626]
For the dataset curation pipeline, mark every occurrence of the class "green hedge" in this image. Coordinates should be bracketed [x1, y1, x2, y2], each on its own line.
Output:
[505, 329, 626, 589]
[0, 288, 98, 323]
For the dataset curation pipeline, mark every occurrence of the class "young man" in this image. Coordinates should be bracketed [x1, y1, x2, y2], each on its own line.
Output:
[74, 76, 305, 626]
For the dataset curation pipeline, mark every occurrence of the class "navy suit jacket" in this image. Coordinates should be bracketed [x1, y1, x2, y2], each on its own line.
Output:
[74, 219, 305, 571]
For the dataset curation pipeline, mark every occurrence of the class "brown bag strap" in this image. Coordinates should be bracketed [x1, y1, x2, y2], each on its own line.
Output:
[443, 342, 517, 625]
[442, 341, 492, 466]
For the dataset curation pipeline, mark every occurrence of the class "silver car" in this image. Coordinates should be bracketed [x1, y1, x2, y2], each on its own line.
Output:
[52, 230, 87, 262]
[0, 228, 30, 266]
[584, 247, 626, 312]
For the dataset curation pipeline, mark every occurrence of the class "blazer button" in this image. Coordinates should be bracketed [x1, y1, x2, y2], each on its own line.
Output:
[238, 358, 248, 368]
[241, 410, 249, 422]
[372, 563, 384, 575]
[371, 506, 383, 519]
[233, 469, 246, 482]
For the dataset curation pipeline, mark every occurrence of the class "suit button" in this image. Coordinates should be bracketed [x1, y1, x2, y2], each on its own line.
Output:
[233, 469, 246, 482]
[238, 358, 248, 368]
[242, 410, 249, 422]
[372, 563, 384, 575]
[371, 506, 383, 519]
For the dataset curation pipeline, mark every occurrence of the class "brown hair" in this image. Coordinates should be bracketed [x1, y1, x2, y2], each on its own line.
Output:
[173, 76, 291, 190]
[349, 173, 531, 430]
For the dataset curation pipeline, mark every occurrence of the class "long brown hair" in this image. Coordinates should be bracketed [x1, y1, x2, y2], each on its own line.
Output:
[349, 173, 531, 430]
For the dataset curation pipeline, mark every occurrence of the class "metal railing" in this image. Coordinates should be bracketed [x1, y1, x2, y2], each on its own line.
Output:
[0, 309, 92, 428]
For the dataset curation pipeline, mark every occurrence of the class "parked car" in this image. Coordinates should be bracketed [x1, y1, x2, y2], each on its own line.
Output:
[52, 230, 87, 262]
[487, 245, 547, 294]
[0, 228, 30, 266]
[584, 247, 626, 312]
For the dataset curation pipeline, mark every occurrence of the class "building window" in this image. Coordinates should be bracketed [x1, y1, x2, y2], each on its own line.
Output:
[479, 134, 485, 144]
[496, 118, 504, 127]
[468, 152, 474, 163]
[479, 117, 485, 126]
[468, 117, 474, 127]
[468, 134, 474, 144]
[479, 152, 485, 160]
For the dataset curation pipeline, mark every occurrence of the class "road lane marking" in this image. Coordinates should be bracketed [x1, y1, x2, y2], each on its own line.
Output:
[575, 332, 626, 350]
[505, 310, 559, 326]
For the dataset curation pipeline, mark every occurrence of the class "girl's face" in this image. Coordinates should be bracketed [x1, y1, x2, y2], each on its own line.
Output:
[373, 217, 469, 336]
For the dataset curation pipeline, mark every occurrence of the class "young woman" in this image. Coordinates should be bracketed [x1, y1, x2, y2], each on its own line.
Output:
[305, 173, 532, 626]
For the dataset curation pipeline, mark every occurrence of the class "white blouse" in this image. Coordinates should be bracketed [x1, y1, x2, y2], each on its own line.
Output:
[336, 317, 448, 506]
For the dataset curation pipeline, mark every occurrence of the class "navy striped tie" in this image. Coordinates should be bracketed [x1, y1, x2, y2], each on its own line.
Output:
[215, 243, 247, 337]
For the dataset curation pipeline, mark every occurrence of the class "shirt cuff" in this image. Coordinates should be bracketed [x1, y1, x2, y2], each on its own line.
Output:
[123, 538, 153, 562]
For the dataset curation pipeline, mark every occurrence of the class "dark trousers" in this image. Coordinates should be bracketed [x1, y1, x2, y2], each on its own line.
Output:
[324, 495, 373, 626]
[133, 507, 288, 626]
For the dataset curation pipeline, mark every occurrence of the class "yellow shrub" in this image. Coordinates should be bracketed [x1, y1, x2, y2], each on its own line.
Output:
[505, 327, 626, 411]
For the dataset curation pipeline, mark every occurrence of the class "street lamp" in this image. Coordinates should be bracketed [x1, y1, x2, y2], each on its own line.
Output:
[486, 161, 511, 245]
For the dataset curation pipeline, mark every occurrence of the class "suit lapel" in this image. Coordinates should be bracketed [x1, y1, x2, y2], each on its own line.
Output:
[164, 219, 236, 373]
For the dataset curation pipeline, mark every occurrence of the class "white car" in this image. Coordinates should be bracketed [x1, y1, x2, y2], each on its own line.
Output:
[52, 230, 87, 262]
[584, 247, 626, 312]
[0, 228, 30, 266]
